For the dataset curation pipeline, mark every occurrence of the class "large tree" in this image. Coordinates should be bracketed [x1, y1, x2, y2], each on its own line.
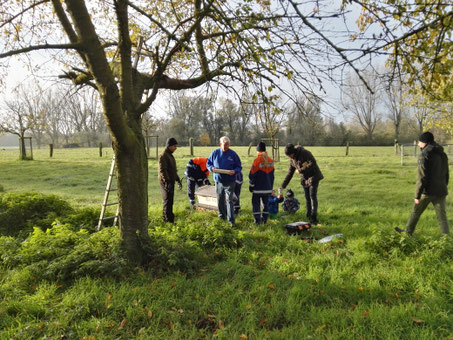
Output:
[0, 89, 34, 159]
[384, 76, 408, 142]
[348, 0, 453, 130]
[1, 0, 451, 262]
[342, 70, 381, 142]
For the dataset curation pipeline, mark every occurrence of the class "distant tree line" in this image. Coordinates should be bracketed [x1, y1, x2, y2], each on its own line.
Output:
[2, 70, 452, 149]
[0, 84, 110, 149]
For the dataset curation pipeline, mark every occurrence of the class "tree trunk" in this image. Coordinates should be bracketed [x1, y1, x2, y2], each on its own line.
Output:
[394, 123, 400, 141]
[114, 133, 149, 264]
[19, 136, 27, 160]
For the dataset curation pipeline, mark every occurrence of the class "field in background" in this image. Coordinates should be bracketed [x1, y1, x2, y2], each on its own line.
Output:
[1, 146, 453, 339]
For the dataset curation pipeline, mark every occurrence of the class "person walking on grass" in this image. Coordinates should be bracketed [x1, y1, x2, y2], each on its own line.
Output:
[249, 141, 274, 224]
[280, 143, 324, 225]
[158, 137, 182, 223]
[395, 132, 450, 235]
[207, 136, 242, 226]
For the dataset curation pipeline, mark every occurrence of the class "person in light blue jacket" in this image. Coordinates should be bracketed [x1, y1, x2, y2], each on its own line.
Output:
[207, 136, 242, 226]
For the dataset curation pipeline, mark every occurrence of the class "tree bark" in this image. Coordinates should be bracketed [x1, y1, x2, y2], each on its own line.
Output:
[115, 127, 149, 263]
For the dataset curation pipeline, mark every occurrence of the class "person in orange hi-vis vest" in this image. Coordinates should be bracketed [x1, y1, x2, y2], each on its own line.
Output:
[184, 157, 211, 209]
[249, 142, 274, 224]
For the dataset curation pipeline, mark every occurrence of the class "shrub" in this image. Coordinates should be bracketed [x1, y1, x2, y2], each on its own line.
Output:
[0, 192, 73, 237]
[364, 226, 420, 257]
[146, 216, 244, 272]
[61, 207, 100, 233]
[0, 224, 130, 281]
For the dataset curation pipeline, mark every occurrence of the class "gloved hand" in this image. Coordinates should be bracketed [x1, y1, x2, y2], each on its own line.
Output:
[178, 181, 182, 190]
[203, 178, 211, 186]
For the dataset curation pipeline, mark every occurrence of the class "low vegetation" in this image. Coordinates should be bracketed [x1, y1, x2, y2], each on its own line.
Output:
[0, 146, 452, 339]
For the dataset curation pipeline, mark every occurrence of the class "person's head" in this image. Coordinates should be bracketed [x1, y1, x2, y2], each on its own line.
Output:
[284, 143, 296, 159]
[220, 136, 230, 151]
[418, 131, 434, 149]
[257, 141, 266, 152]
[271, 189, 276, 196]
[166, 137, 178, 153]
[286, 189, 294, 199]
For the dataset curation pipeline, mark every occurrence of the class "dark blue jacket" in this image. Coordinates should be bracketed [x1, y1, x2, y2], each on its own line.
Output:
[268, 195, 284, 214]
[184, 157, 210, 182]
[249, 152, 274, 194]
[207, 148, 242, 183]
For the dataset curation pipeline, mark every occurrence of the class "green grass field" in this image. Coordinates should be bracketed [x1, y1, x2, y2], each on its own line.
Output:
[0, 146, 452, 339]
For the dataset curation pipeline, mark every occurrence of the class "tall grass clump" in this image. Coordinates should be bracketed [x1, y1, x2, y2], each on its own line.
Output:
[0, 192, 73, 237]
[0, 224, 130, 282]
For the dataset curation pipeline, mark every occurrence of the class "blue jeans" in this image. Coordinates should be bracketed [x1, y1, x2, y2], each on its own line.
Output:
[215, 181, 236, 224]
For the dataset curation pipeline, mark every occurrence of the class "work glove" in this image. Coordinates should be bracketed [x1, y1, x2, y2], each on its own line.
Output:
[203, 178, 211, 186]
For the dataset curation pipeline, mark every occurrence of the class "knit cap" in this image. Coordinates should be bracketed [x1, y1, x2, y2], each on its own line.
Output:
[166, 137, 178, 147]
[286, 189, 294, 198]
[418, 132, 434, 143]
[257, 141, 266, 152]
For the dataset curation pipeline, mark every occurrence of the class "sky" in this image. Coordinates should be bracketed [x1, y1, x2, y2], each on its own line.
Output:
[0, 0, 387, 125]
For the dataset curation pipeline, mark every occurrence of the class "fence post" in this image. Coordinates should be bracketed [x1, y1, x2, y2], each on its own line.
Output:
[275, 139, 280, 162]
[248, 142, 253, 156]
[29, 137, 33, 160]
[189, 137, 194, 156]
[345, 141, 349, 156]
[99, 142, 103, 157]
[49, 144, 53, 158]
[401, 144, 404, 166]
[156, 136, 159, 159]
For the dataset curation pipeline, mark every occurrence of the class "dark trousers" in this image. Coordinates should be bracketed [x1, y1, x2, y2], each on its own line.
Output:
[187, 178, 204, 206]
[406, 195, 449, 235]
[234, 183, 242, 213]
[303, 180, 319, 224]
[252, 193, 269, 224]
[160, 181, 175, 223]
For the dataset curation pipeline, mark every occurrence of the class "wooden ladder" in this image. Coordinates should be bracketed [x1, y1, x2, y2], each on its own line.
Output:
[97, 155, 120, 231]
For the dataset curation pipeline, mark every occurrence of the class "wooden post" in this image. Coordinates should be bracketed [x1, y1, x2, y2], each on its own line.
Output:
[49, 144, 53, 158]
[345, 141, 350, 156]
[155, 136, 159, 159]
[394, 139, 398, 155]
[247, 141, 253, 156]
[99, 142, 103, 157]
[275, 138, 280, 162]
[189, 137, 194, 156]
[28, 137, 33, 160]
[401, 144, 404, 166]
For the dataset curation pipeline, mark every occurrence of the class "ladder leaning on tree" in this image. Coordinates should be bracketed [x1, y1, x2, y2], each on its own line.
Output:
[97, 154, 120, 231]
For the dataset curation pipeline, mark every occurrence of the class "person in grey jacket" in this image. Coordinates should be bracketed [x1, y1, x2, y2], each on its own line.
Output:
[395, 131, 449, 235]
